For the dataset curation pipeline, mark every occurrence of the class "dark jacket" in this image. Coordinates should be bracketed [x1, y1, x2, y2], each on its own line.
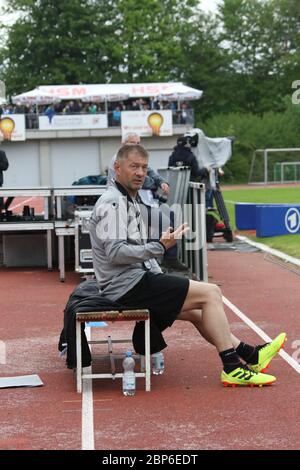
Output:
[0, 149, 9, 186]
[168, 144, 208, 181]
[58, 279, 167, 369]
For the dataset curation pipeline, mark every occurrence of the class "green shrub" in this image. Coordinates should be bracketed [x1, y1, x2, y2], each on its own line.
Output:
[196, 101, 300, 183]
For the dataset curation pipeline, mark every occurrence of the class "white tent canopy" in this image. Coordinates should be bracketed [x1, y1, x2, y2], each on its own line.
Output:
[12, 88, 61, 105]
[33, 82, 203, 102]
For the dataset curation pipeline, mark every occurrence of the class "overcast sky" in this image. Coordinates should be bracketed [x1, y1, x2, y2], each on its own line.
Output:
[0, 0, 220, 25]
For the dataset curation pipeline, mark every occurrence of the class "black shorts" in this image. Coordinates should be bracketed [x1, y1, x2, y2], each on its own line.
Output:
[118, 272, 190, 331]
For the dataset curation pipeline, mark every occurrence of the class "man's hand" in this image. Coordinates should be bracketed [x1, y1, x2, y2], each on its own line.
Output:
[160, 183, 169, 195]
[159, 223, 190, 250]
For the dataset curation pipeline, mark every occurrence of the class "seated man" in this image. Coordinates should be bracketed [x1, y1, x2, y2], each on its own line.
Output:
[89, 143, 286, 387]
[108, 132, 171, 243]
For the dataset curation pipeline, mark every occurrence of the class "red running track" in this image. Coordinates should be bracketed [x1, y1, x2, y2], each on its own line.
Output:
[0, 245, 299, 450]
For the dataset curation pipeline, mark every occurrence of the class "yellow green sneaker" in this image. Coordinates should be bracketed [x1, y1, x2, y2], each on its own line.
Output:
[221, 366, 276, 387]
[248, 332, 287, 373]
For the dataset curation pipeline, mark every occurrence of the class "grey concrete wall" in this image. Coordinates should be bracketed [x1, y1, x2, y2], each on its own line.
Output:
[0, 125, 188, 187]
[1, 141, 40, 186]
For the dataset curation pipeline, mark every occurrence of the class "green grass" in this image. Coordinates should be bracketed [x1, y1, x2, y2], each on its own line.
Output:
[222, 186, 300, 259]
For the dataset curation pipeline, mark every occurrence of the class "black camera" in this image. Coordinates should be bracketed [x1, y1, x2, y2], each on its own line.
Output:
[176, 132, 198, 147]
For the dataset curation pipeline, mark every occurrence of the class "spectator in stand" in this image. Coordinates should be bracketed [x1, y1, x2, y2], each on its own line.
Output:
[14, 102, 24, 114]
[170, 101, 177, 112]
[1, 105, 13, 114]
[178, 102, 192, 125]
[149, 97, 159, 110]
[137, 98, 144, 110]
[119, 101, 127, 111]
[55, 101, 65, 114]
[130, 100, 140, 111]
[62, 101, 71, 114]
[88, 103, 97, 114]
[44, 104, 55, 123]
[26, 105, 37, 129]
[163, 101, 172, 110]
[69, 100, 82, 113]
[112, 106, 121, 126]
[141, 101, 150, 110]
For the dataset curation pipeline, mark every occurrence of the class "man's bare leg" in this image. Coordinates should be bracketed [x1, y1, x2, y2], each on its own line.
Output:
[177, 280, 234, 352]
[176, 280, 278, 386]
[178, 308, 241, 350]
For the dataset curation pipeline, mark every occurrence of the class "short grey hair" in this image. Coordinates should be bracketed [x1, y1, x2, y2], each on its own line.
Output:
[122, 132, 141, 144]
[116, 144, 148, 161]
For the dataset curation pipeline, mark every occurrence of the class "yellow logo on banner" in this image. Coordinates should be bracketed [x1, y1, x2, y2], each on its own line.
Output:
[0, 117, 15, 140]
[147, 112, 164, 135]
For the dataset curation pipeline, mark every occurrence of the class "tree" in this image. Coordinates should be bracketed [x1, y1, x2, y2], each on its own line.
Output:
[179, 11, 231, 119]
[0, 0, 200, 94]
[217, 0, 300, 115]
[0, 0, 111, 94]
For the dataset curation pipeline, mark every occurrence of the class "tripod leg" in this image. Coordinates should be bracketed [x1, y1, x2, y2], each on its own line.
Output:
[213, 188, 233, 242]
[4, 197, 14, 210]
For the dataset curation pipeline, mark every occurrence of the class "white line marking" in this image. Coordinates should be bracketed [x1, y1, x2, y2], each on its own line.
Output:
[223, 295, 300, 374]
[9, 196, 35, 210]
[237, 235, 300, 268]
[223, 199, 237, 204]
[82, 327, 95, 450]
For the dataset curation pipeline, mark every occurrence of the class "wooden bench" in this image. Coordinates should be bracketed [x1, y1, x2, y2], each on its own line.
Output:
[76, 309, 151, 393]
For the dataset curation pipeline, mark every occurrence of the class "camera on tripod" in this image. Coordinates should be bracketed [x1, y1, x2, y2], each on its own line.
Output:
[176, 131, 199, 148]
[177, 128, 235, 243]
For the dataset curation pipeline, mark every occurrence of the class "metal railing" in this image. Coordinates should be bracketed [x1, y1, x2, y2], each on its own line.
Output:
[10, 109, 194, 130]
[158, 167, 207, 281]
[181, 182, 207, 282]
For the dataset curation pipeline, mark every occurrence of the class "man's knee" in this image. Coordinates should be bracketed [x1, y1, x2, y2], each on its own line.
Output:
[207, 283, 222, 302]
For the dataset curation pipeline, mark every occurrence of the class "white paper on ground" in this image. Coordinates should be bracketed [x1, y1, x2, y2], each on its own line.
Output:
[0, 374, 43, 388]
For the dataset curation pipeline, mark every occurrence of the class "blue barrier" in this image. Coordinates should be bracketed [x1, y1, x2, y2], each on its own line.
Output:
[235, 202, 298, 236]
[256, 205, 300, 237]
[235, 203, 257, 230]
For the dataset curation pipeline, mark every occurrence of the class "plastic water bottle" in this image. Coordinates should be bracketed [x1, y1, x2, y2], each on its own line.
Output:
[122, 351, 136, 396]
[152, 351, 164, 375]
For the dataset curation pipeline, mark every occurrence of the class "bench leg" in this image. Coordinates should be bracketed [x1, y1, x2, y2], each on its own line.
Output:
[76, 321, 82, 393]
[58, 235, 65, 282]
[144, 318, 151, 391]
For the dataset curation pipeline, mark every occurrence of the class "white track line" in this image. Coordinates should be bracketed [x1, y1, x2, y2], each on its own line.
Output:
[9, 196, 35, 210]
[81, 327, 95, 450]
[236, 235, 300, 268]
[223, 295, 300, 374]
[80, 254, 299, 448]
[223, 199, 238, 204]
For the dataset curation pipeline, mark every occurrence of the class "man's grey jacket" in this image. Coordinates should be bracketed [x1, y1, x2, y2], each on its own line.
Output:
[89, 181, 165, 301]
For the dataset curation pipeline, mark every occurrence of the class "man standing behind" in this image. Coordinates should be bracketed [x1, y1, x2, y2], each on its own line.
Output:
[0, 147, 9, 211]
